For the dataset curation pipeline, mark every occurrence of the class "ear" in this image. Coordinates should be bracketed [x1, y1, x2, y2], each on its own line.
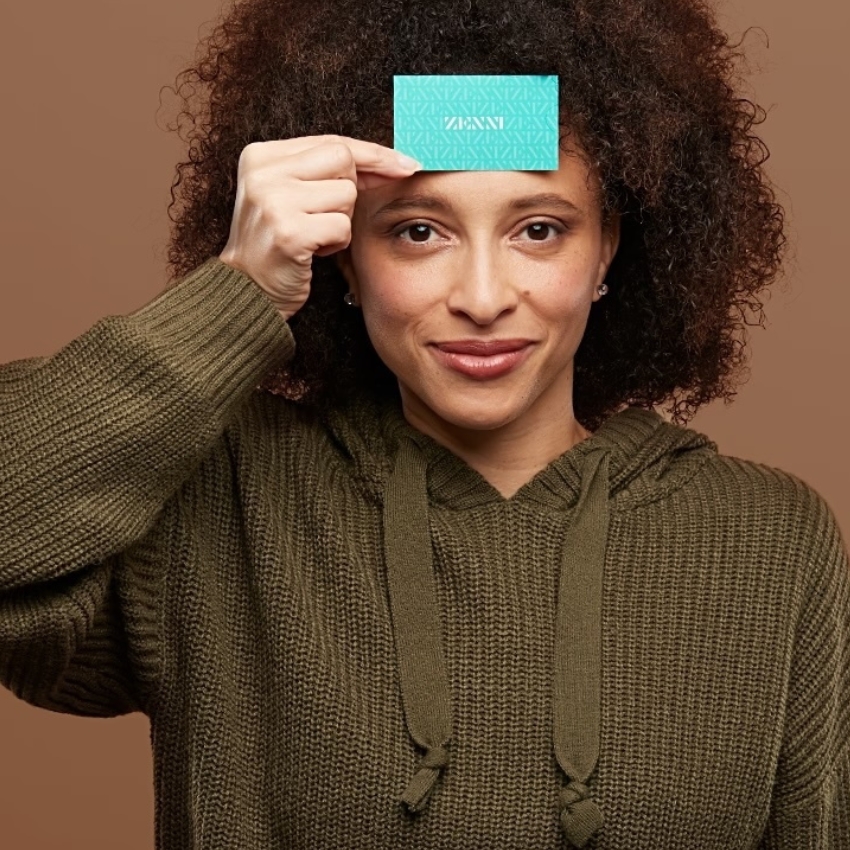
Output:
[334, 247, 360, 300]
[595, 211, 621, 289]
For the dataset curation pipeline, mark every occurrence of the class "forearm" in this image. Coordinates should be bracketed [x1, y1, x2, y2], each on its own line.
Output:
[0, 256, 293, 588]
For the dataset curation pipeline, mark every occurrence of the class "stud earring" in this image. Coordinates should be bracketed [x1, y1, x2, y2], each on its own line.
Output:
[597, 283, 608, 296]
[343, 292, 359, 307]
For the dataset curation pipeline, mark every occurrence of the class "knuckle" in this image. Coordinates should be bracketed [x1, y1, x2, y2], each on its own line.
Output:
[239, 142, 260, 165]
[335, 212, 353, 239]
[326, 141, 354, 169]
[273, 213, 297, 244]
[341, 179, 359, 205]
[238, 147, 265, 180]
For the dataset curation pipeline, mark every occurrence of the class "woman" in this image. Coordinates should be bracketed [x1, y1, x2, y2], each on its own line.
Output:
[0, 0, 847, 848]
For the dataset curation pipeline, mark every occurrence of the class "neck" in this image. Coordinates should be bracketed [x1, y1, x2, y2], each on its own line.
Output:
[400, 392, 592, 499]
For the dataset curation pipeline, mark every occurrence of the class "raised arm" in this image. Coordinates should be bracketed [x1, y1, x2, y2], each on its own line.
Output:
[0, 258, 294, 716]
[0, 133, 419, 718]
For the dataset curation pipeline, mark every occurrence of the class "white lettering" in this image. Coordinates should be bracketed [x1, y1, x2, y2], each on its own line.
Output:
[443, 116, 505, 130]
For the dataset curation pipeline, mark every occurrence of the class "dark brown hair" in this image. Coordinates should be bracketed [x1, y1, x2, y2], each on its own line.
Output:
[162, 0, 786, 430]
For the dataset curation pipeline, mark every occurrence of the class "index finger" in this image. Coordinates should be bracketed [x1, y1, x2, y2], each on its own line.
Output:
[263, 134, 420, 172]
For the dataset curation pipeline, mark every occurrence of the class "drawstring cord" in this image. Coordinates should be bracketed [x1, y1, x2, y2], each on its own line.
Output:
[383, 436, 453, 812]
[554, 447, 610, 847]
[383, 434, 611, 848]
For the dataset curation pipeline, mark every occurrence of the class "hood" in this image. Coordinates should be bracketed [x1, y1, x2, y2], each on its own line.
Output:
[322, 393, 715, 512]
[321, 394, 717, 848]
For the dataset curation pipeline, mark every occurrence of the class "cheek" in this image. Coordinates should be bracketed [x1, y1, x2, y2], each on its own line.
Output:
[353, 257, 437, 352]
[363, 280, 431, 347]
[530, 264, 595, 319]
[367, 277, 426, 320]
[355, 246, 437, 313]
[527, 268, 596, 358]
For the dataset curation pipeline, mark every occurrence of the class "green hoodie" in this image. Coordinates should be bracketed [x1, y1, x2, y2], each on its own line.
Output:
[1, 257, 847, 849]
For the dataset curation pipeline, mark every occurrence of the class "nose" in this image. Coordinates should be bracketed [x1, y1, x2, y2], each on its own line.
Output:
[444, 239, 519, 325]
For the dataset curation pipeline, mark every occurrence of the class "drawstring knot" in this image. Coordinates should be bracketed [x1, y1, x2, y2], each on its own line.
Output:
[418, 744, 450, 770]
[401, 744, 451, 812]
[559, 781, 604, 847]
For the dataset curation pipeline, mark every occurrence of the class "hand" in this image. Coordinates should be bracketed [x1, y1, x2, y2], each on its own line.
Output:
[218, 134, 422, 320]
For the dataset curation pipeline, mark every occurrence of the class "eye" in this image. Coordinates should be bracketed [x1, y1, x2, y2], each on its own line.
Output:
[394, 222, 437, 244]
[522, 221, 565, 242]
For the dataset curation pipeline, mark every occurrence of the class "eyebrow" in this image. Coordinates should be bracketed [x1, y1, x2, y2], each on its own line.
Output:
[371, 192, 584, 220]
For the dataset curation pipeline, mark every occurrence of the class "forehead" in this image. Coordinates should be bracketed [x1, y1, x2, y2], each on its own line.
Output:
[360, 147, 600, 216]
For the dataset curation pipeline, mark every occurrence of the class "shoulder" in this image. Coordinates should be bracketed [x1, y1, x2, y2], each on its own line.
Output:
[219, 388, 388, 502]
[226, 387, 321, 442]
[701, 451, 841, 533]
[220, 389, 338, 472]
[695, 450, 849, 592]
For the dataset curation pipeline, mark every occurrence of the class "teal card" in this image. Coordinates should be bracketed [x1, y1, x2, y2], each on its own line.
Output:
[393, 74, 559, 171]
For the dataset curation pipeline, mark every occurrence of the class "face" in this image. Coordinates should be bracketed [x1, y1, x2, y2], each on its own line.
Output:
[335, 146, 620, 441]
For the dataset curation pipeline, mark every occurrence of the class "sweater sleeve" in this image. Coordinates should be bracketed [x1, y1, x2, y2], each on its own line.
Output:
[758, 487, 850, 849]
[0, 257, 294, 717]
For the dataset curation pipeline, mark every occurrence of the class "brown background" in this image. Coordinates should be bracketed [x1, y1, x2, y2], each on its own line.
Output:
[1, 1, 847, 847]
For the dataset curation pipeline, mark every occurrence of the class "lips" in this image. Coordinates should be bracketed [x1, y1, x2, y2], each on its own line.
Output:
[429, 339, 536, 380]
[433, 339, 533, 355]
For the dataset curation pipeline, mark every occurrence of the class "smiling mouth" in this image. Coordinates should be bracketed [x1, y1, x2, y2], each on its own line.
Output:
[429, 342, 535, 380]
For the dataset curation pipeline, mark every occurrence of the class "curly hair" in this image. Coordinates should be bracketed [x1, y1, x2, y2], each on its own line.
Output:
[162, 0, 786, 431]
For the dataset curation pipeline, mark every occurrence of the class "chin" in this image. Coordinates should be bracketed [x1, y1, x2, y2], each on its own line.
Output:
[415, 385, 532, 433]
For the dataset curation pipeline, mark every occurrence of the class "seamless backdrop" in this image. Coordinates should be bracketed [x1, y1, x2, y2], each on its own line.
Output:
[1, 1, 847, 847]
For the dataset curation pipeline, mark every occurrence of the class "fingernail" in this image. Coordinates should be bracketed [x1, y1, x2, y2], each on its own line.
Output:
[395, 152, 423, 170]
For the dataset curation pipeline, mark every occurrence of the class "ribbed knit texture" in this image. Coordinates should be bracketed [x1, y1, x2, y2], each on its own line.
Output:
[1, 257, 848, 849]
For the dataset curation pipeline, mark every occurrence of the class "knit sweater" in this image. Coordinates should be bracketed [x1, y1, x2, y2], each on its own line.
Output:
[1, 257, 848, 850]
